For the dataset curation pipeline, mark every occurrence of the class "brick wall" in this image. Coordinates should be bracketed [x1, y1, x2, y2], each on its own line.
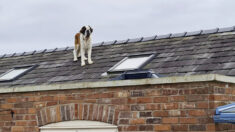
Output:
[0, 81, 235, 132]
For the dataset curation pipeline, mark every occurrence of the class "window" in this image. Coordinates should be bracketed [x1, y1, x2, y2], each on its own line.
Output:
[0, 65, 37, 82]
[40, 120, 118, 132]
[108, 53, 156, 73]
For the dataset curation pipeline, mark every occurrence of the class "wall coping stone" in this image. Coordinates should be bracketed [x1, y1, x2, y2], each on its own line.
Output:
[0, 74, 235, 93]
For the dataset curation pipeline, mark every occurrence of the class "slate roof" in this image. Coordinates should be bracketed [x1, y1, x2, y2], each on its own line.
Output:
[1, 26, 235, 87]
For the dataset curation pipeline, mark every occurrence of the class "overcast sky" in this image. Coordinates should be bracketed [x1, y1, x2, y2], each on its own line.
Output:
[1, 0, 235, 54]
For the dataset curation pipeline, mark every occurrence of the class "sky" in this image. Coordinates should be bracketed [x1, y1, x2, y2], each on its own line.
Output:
[0, 0, 235, 54]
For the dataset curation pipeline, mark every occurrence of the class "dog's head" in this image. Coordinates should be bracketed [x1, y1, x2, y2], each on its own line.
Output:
[80, 26, 93, 39]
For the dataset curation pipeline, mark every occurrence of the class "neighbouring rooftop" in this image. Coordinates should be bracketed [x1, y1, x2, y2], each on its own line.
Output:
[1, 26, 235, 87]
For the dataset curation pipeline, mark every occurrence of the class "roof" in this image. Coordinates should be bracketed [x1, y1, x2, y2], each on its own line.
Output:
[1, 26, 235, 88]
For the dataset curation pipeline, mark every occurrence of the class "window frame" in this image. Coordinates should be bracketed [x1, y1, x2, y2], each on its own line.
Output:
[108, 53, 156, 74]
[0, 64, 38, 82]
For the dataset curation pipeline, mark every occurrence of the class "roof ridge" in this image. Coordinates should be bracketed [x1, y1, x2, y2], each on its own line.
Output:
[1, 25, 235, 59]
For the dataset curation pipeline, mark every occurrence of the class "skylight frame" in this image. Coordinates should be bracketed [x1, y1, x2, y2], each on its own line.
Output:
[108, 53, 156, 74]
[0, 64, 38, 82]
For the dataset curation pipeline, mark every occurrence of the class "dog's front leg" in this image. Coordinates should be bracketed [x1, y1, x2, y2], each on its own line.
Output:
[80, 41, 86, 66]
[88, 44, 93, 64]
[73, 46, 78, 61]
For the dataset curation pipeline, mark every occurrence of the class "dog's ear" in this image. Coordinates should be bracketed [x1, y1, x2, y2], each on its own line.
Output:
[89, 25, 93, 33]
[80, 26, 86, 35]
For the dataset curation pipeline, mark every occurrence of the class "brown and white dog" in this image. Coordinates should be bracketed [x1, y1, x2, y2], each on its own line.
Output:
[73, 26, 93, 66]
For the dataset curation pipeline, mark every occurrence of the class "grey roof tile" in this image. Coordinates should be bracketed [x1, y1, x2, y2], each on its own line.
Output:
[185, 30, 202, 36]
[55, 47, 69, 51]
[67, 46, 74, 50]
[13, 52, 25, 57]
[4, 53, 15, 58]
[115, 39, 129, 44]
[93, 42, 104, 46]
[128, 37, 143, 43]
[24, 50, 36, 56]
[142, 35, 157, 42]
[171, 32, 186, 38]
[0, 54, 6, 58]
[45, 48, 57, 53]
[218, 26, 235, 33]
[155, 34, 172, 39]
[35, 49, 46, 54]
[103, 40, 117, 45]
[201, 28, 219, 35]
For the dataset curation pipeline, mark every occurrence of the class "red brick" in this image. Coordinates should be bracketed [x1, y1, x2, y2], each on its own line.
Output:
[162, 89, 178, 95]
[78, 104, 83, 120]
[170, 96, 185, 102]
[207, 124, 215, 131]
[162, 103, 178, 110]
[6, 98, 18, 103]
[210, 95, 229, 101]
[146, 89, 161, 96]
[102, 105, 109, 122]
[119, 119, 129, 124]
[169, 110, 181, 116]
[153, 111, 168, 117]
[154, 124, 171, 131]
[146, 104, 161, 110]
[153, 97, 168, 103]
[15, 121, 27, 126]
[187, 95, 208, 102]
[0, 104, 13, 109]
[40, 96, 54, 101]
[137, 97, 152, 103]
[188, 110, 206, 116]
[46, 101, 58, 106]
[127, 98, 136, 104]
[99, 93, 114, 98]
[179, 102, 195, 109]
[111, 98, 126, 104]
[130, 118, 145, 125]
[12, 126, 24, 132]
[189, 124, 206, 131]
[56, 106, 61, 122]
[196, 102, 208, 108]
[121, 125, 137, 131]
[88, 104, 94, 120]
[28, 108, 36, 114]
[162, 117, 178, 123]
[98, 105, 103, 121]
[0, 115, 12, 121]
[180, 117, 198, 124]
[0, 122, 4, 126]
[119, 111, 132, 118]
[172, 125, 188, 131]
[27, 121, 37, 126]
[139, 125, 153, 131]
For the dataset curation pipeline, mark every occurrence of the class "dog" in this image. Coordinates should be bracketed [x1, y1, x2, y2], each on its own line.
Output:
[73, 26, 93, 66]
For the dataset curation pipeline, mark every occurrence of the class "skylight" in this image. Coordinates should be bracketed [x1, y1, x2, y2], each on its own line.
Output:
[0, 65, 37, 82]
[108, 53, 155, 73]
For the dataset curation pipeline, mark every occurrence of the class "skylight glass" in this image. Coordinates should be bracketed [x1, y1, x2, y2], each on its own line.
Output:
[114, 57, 150, 71]
[108, 53, 155, 73]
[0, 69, 28, 80]
[0, 65, 37, 82]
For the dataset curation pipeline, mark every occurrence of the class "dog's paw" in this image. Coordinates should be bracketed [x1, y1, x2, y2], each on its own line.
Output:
[88, 60, 93, 64]
[81, 63, 86, 66]
[73, 59, 78, 62]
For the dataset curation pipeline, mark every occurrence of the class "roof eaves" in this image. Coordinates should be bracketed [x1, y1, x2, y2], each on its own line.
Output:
[0, 74, 234, 93]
